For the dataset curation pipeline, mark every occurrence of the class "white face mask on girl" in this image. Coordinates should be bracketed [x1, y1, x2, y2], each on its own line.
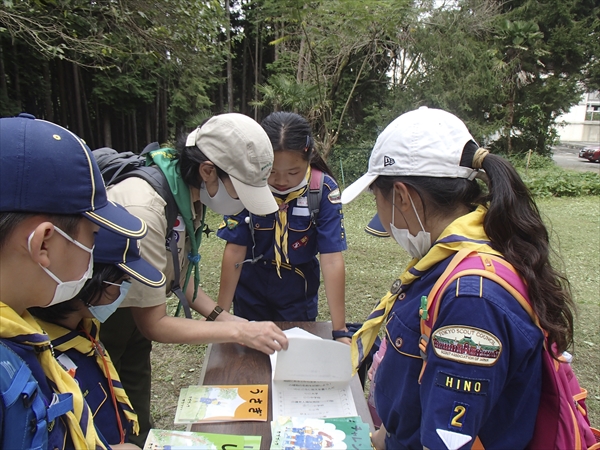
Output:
[389, 192, 432, 260]
[28, 226, 94, 307]
[88, 280, 132, 323]
[269, 176, 308, 195]
[200, 177, 244, 216]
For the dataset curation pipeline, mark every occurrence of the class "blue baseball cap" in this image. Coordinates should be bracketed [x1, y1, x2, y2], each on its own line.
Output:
[94, 219, 166, 288]
[0, 114, 147, 238]
[365, 213, 390, 238]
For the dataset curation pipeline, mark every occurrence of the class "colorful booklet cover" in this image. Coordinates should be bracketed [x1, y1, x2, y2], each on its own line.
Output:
[270, 416, 372, 450]
[174, 384, 268, 424]
[143, 429, 262, 450]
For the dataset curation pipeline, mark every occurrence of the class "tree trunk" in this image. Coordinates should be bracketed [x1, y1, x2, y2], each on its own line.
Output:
[12, 44, 21, 110]
[57, 60, 69, 127]
[218, 74, 224, 113]
[297, 36, 306, 83]
[132, 110, 138, 151]
[161, 87, 168, 143]
[78, 69, 94, 148]
[507, 87, 515, 155]
[0, 47, 8, 103]
[145, 107, 152, 145]
[254, 24, 260, 121]
[155, 87, 160, 143]
[241, 36, 248, 115]
[103, 111, 112, 148]
[42, 62, 54, 122]
[72, 64, 84, 136]
[225, 0, 234, 112]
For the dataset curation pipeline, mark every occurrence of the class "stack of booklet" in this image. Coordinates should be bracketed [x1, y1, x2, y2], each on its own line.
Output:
[143, 429, 262, 449]
[270, 416, 372, 450]
[144, 328, 371, 449]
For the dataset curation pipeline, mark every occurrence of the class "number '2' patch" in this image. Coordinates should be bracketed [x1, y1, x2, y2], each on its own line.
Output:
[448, 401, 469, 430]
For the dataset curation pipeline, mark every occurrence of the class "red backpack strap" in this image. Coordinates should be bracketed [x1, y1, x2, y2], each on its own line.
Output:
[418, 250, 542, 383]
[309, 168, 323, 190]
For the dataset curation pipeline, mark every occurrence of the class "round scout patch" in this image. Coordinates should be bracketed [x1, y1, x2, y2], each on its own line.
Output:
[431, 325, 502, 366]
[328, 188, 341, 204]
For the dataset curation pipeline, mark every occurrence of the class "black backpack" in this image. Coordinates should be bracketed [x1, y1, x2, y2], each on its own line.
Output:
[92, 144, 193, 318]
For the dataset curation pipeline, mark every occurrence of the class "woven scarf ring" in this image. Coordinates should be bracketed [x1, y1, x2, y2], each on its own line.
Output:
[37, 318, 140, 441]
[273, 166, 312, 278]
[0, 303, 105, 449]
[350, 205, 503, 373]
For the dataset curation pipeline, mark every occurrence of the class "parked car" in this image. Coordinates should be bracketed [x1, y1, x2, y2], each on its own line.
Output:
[579, 147, 589, 158]
[585, 147, 600, 163]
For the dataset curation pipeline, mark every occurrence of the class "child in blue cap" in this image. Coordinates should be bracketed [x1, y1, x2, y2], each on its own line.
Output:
[30, 215, 166, 447]
[0, 114, 145, 450]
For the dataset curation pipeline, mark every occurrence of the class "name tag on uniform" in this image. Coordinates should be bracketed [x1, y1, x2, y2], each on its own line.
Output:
[292, 207, 310, 216]
[296, 197, 308, 207]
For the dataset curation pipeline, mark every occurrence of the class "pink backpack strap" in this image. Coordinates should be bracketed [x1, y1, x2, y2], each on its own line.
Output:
[309, 168, 323, 190]
[418, 249, 542, 383]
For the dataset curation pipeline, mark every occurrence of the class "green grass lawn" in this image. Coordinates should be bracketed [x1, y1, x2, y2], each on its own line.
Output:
[151, 195, 600, 430]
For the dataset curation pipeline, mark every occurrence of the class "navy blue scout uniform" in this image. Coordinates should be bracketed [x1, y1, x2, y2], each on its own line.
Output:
[45, 322, 135, 445]
[217, 173, 347, 321]
[375, 257, 544, 449]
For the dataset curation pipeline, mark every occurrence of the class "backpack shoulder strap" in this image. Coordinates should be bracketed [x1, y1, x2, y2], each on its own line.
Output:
[417, 250, 542, 382]
[308, 168, 324, 227]
[0, 341, 49, 449]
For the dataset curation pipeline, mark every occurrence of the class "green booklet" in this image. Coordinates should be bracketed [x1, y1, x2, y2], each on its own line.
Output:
[143, 429, 261, 449]
[270, 416, 371, 450]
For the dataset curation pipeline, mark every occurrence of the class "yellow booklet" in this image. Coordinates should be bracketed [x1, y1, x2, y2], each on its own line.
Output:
[174, 384, 268, 424]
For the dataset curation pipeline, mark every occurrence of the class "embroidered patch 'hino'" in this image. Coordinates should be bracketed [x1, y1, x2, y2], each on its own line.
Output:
[431, 325, 502, 366]
[435, 371, 489, 395]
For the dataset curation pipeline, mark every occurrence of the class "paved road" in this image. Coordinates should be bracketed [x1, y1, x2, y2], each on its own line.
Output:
[552, 145, 600, 173]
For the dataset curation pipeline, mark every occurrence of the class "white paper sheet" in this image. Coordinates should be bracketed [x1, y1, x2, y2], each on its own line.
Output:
[270, 328, 357, 418]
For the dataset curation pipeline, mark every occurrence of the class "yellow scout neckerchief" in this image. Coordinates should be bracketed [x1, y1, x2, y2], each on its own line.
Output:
[274, 166, 311, 278]
[0, 303, 105, 449]
[37, 318, 140, 439]
[350, 205, 502, 373]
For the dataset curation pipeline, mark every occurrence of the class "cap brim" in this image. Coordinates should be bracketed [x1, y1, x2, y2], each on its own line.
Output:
[117, 260, 166, 288]
[229, 177, 278, 215]
[341, 173, 379, 204]
[83, 200, 147, 238]
[365, 213, 390, 237]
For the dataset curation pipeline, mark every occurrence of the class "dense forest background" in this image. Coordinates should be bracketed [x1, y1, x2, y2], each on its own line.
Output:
[1, 0, 598, 178]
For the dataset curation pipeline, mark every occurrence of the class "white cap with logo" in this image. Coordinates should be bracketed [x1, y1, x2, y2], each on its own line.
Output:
[341, 107, 478, 204]
[186, 113, 278, 215]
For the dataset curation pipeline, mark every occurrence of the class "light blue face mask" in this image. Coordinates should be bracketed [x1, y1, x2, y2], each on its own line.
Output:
[88, 280, 132, 323]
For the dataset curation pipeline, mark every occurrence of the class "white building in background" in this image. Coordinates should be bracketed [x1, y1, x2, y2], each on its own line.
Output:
[556, 91, 600, 143]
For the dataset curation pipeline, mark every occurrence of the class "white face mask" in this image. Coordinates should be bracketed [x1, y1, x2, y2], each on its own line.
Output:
[28, 226, 94, 307]
[389, 192, 432, 259]
[269, 177, 308, 195]
[88, 280, 131, 323]
[200, 177, 244, 216]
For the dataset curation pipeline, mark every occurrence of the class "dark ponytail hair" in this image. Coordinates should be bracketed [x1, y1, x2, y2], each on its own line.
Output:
[175, 119, 226, 190]
[374, 141, 575, 355]
[261, 112, 335, 180]
[29, 264, 124, 323]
